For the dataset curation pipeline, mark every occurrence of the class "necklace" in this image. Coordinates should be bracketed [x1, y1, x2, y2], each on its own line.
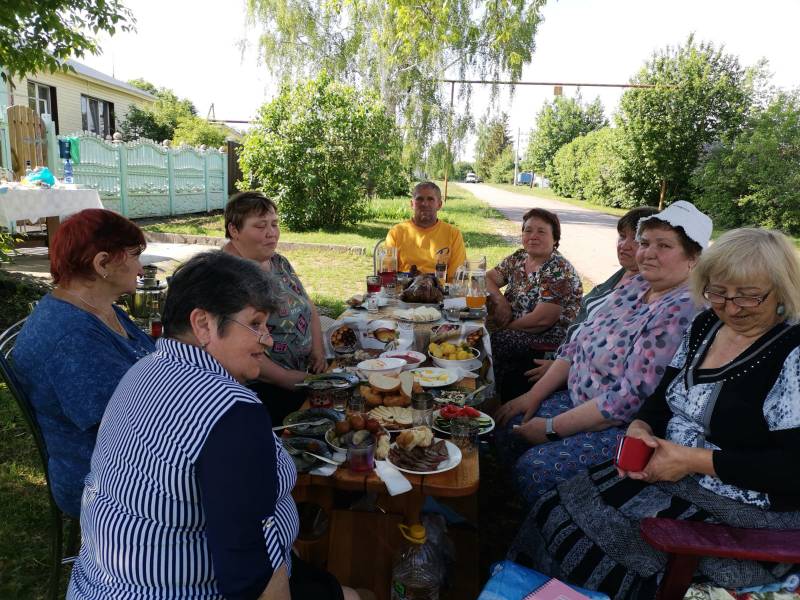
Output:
[59, 288, 128, 337]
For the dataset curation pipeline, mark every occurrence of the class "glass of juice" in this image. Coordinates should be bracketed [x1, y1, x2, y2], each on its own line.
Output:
[465, 270, 487, 309]
[366, 275, 381, 294]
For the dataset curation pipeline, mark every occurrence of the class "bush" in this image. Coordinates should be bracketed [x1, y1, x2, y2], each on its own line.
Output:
[172, 116, 227, 148]
[488, 147, 516, 184]
[692, 91, 800, 234]
[0, 271, 50, 330]
[239, 73, 405, 231]
[452, 161, 474, 181]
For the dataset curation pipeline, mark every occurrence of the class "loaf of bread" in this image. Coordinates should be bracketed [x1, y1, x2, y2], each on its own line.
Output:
[396, 426, 434, 451]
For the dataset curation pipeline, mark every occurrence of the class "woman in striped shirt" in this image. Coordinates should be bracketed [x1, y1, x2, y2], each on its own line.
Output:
[68, 252, 358, 600]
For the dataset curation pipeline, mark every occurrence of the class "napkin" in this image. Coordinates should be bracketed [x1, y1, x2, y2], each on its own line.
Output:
[310, 463, 338, 477]
[454, 367, 479, 379]
[374, 460, 413, 496]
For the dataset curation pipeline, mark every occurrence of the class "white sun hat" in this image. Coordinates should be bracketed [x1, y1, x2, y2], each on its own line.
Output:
[637, 200, 713, 249]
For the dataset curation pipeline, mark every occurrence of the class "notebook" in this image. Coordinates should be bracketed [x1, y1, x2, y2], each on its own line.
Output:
[523, 577, 592, 600]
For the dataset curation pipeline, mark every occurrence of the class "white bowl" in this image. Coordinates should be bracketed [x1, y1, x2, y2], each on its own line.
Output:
[380, 350, 426, 371]
[429, 347, 482, 371]
[356, 357, 406, 377]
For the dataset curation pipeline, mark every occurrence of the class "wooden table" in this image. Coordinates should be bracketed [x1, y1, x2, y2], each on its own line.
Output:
[290, 402, 480, 599]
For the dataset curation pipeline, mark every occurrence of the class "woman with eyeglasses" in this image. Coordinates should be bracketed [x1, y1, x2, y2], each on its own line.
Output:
[12, 208, 155, 518]
[222, 191, 327, 425]
[512, 228, 800, 599]
[68, 252, 362, 600]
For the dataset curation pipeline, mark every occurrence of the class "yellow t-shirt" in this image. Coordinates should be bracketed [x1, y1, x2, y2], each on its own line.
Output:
[385, 219, 467, 281]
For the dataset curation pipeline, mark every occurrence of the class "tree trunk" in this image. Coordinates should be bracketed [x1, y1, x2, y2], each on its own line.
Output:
[659, 179, 667, 211]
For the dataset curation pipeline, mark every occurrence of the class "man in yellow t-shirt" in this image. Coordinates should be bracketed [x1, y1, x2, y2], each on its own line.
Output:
[384, 181, 467, 281]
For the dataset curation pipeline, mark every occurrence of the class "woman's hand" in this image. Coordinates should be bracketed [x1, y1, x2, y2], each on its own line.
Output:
[511, 417, 548, 445]
[495, 392, 538, 427]
[525, 359, 553, 383]
[616, 420, 660, 478]
[491, 295, 513, 328]
[628, 439, 700, 483]
[308, 346, 327, 374]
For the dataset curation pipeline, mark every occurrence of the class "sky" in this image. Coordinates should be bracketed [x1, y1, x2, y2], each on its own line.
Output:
[81, 0, 800, 160]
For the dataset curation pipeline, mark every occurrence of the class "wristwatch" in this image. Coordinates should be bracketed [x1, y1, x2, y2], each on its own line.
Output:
[545, 417, 561, 442]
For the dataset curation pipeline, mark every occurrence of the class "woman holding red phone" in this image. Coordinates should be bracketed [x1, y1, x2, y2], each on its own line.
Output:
[512, 229, 800, 599]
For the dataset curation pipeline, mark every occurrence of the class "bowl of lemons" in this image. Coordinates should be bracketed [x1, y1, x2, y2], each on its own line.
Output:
[428, 342, 482, 371]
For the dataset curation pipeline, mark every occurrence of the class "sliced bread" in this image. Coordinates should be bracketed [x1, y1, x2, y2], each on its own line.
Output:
[368, 372, 401, 392]
[399, 371, 415, 400]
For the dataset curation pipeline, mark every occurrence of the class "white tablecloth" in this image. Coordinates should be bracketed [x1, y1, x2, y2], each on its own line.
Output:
[0, 187, 104, 225]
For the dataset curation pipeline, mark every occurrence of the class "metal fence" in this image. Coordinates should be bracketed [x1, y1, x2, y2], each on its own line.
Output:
[0, 108, 228, 218]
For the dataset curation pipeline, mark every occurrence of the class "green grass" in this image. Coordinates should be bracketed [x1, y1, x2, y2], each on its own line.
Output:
[0, 383, 71, 599]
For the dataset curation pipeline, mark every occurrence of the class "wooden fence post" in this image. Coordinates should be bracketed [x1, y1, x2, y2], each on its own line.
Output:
[116, 139, 129, 217]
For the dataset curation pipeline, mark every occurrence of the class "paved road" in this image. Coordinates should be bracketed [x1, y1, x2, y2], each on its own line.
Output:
[454, 183, 620, 285]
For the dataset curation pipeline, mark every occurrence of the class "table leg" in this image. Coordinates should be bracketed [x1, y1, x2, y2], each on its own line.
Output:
[45, 216, 61, 248]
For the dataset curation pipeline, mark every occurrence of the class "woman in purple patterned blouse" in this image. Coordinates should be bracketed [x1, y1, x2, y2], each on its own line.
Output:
[495, 201, 712, 504]
[487, 208, 583, 400]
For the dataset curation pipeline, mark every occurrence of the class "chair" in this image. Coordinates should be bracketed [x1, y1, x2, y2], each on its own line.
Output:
[640, 517, 800, 600]
[372, 239, 385, 276]
[0, 319, 80, 600]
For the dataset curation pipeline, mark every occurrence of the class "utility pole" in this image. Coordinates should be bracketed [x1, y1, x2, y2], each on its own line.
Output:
[442, 81, 456, 203]
[513, 127, 521, 186]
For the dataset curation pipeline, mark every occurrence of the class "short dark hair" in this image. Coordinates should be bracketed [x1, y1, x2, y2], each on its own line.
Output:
[638, 219, 703, 260]
[521, 208, 561, 249]
[617, 206, 659, 235]
[50, 209, 145, 285]
[412, 181, 441, 200]
[162, 251, 282, 338]
[224, 191, 278, 239]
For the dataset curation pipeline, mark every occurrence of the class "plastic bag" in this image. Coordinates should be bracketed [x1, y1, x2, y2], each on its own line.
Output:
[22, 166, 56, 187]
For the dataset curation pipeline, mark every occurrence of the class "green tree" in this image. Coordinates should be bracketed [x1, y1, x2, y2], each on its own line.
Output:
[245, 0, 547, 171]
[617, 36, 757, 209]
[474, 114, 512, 180]
[452, 161, 474, 181]
[425, 141, 453, 180]
[118, 83, 197, 142]
[238, 73, 404, 231]
[172, 116, 227, 148]
[0, 0, 134, 82]
[489, 146, 516, 184]
[523, 95, 607, 176]
[692, 91, 800, 234]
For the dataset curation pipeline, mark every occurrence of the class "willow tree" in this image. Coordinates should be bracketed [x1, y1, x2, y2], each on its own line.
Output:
[245, 0, 547, 170]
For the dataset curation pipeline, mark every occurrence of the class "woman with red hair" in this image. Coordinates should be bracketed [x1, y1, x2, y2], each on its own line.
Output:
[13, 208, 156, 518]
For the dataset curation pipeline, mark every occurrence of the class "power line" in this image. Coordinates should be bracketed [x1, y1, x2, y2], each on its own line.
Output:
[440, 78, 658, 89]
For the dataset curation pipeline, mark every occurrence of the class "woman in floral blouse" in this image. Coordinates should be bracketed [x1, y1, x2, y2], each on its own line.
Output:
[487, 208, 583, 401]
[495, 201, 713, 504]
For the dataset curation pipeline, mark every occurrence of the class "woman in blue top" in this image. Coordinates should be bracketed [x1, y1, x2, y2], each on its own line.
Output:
[13, 209, 155, 518]
[68, 251, 360, 600]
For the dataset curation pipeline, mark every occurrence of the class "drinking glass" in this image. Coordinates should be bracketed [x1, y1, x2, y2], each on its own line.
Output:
[366, 275, 381, 294]
[450, 418, 479, 454]
[347, 441, 376, 473]
[331, 390, 347, 412]
[411, 392, 434, 427]
[348, 391, 366, 415]
[465, 270, 487, 309]
[378, 246, 397, 287]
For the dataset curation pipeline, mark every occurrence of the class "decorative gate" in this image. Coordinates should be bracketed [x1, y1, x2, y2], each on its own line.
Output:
[7, 105, 48, 179]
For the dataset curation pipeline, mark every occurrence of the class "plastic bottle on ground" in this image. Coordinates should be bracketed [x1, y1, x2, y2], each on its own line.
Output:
[390, 524, 441, 600]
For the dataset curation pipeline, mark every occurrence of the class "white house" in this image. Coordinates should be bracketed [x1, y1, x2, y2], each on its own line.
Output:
[2, 59, 156, 136]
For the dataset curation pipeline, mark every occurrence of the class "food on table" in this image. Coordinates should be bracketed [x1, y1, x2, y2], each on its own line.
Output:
[330, 325, 357, 350]
[396, 426, 434, 451]
[368, 406, 413, 429]
[434, 390, 467, 406]
[360, 384, 385, 407]
[389, 427, 449, 472]
[412, 368, 456, 385]
[400, 273, 444, 304]
[375, 434, 391, 460]
[428, 342, 475, 361]
[327, 415, 390, 459]
[399, 371, 414, 399]
[369, 373, 401, 393]
[333, 349, 375, 368]
[349, 413, 366, 430]
[335, 420, 351, 435]
[434, 405, 494, 434]
[372, 328, 397, 343]
[357, 357, 405, 376]
[439, 405, 481, 420]
[393, 306, 442, 322]
[465, 329, 483, 348]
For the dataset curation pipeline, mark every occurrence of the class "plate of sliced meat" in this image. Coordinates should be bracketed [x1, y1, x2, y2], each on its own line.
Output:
[386, 426, 462, 474]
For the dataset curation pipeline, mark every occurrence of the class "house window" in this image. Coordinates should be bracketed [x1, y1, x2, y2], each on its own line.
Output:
[81, 95, 115, 138]
[26, 80, 59, 133]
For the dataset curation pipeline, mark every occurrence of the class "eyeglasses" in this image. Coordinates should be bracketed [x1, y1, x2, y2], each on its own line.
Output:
[223, 317, 272, 346]
[702, 288, 772, 308]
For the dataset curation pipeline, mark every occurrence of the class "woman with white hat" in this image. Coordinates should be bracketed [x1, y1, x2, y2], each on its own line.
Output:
[496, 201, 713, 503]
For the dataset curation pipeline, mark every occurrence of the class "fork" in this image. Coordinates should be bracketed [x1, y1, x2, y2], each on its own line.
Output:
[272, 418, 331, 431]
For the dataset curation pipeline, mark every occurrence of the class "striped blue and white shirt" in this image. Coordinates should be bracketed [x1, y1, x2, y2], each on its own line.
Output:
[68, 338, 299, 599]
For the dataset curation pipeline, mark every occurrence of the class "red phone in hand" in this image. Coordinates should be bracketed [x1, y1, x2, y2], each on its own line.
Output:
[614, 435, 654, 472]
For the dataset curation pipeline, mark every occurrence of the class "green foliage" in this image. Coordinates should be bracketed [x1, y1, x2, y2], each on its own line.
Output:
[245, 0, 547, 172]
[617, 35, 757, 207]
[452, 161, 474, 181]
[550, 127, 633, 208]
[475, 114, 513, 180]
[172, 116, 227, 148]
[118, 85, 197, 143]
[0, 271, 50, 330]
[0, 0, 134, 82]
[489, 146, 516, 184]
[425, 141, 454, 180]
[692, 91, 800, 234]
[239, 73, 405, 231]
[523, 95, 607, 175]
